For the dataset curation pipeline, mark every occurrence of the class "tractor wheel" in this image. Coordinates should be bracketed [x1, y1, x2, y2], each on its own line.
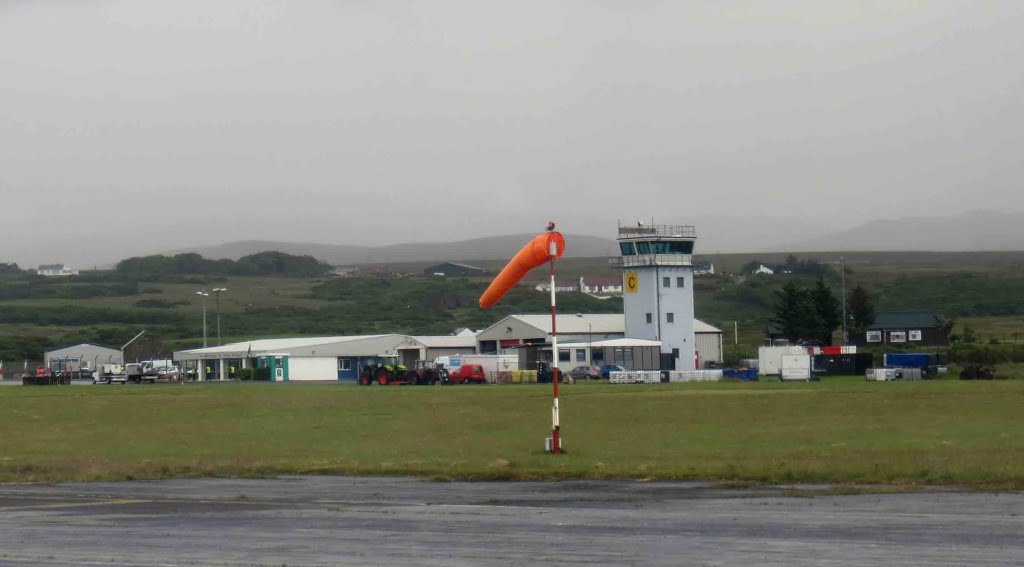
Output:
[407, 370, 423, 385]
[376, 369, 391, 385]
[359, 372, 371, 385]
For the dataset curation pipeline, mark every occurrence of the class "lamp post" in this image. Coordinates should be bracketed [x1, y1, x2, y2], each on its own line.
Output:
[196, 291, 209, 348]
[575, 313, 592, 365]
[212, 288, 227, 346]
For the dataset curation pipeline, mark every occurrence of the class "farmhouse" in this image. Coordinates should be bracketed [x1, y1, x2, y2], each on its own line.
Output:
[37, 264, 78, 277]
[578, 277, 623, 294]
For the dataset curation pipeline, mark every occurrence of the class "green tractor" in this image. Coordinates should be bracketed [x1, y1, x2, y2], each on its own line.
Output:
[358, 356, 411, 386]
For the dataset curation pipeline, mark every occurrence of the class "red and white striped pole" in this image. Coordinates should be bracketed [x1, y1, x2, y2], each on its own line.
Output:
[549, 241, 561, 454]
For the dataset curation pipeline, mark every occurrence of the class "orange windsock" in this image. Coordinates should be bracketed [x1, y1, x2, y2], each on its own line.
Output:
[479, 232, 565, 309]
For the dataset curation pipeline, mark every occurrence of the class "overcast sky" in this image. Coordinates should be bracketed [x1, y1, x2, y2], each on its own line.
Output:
[2, 1, 1023, 266]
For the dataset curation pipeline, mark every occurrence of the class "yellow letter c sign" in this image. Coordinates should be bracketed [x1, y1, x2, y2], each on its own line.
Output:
[625, 272, 639, 293]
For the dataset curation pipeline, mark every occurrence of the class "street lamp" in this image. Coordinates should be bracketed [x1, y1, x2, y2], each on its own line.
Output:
[196, 291, 209, 348]
[576, 313, 592, 365]
[212, 288, 227, 346]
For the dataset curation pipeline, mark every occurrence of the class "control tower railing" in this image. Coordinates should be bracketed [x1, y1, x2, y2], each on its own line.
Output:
[609, 254, 693, 268]
[617, 224, 696, 239]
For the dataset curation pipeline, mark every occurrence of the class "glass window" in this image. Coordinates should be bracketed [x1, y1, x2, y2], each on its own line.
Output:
[576, 349, 587, 362]
[646, 313, 652, 324]
[909, 330, 922, 341]
[672, 348, 680, 359]
[676, 277, 685, 288]
[618, 242, 636, 256]
[889, 331, 906, 343]
[558, 349, 570, 362]
[630, 240, 694, 255]
[667, 312, 674, 323]
[866, 331, 882, 343]
[662, 276, 671, 288]
[338, 358, 352, 371]
[614, 347, 634, 369]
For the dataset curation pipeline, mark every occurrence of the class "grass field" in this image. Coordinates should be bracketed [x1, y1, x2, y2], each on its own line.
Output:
[2, 379, 1022, 488]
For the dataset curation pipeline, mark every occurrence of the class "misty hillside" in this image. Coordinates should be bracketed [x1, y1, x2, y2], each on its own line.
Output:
[172, 234, 619, 266]
[786, 211, 1024, 252]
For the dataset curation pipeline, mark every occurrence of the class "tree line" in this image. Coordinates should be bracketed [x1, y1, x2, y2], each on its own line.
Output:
[115, 251, 333, 278]
[771, 280, 875, 344]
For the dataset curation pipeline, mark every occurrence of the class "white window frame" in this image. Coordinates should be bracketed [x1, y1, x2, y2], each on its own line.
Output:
[908, 330, 922, 341]
[889, 331, 907, 343]
[866, 331, 882, 343]
[576, 349, 587, 362]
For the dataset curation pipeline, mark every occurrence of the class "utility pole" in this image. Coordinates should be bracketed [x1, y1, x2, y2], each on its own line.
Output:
[840, 257, 848, 345]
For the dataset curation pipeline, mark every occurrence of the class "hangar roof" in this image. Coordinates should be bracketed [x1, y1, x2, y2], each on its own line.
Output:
[174, 334, 409, 360]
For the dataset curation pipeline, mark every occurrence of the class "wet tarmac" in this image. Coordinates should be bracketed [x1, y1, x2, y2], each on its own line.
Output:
[0, 476, 1021, 566]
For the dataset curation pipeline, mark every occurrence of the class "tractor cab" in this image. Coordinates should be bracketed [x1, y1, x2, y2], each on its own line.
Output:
[358, 355, 410, 386]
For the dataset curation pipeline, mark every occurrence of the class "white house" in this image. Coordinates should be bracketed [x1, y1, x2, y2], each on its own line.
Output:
[754, 264, 775, 275]
[37, 264, 78, 277]
[578, 277, 623, 294]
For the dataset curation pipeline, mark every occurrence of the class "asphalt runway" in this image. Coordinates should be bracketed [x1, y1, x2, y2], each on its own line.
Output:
[0, 476, 1021, 566]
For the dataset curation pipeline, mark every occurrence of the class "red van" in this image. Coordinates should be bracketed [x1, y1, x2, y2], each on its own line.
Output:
[447, 364, 486, 384]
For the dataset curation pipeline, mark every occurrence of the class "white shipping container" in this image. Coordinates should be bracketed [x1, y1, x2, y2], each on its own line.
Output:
[780, 354, 812, 381]
[758, 346, 807, 376]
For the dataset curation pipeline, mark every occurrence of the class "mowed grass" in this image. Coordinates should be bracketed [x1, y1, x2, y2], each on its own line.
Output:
[1, 379, 1022, 488]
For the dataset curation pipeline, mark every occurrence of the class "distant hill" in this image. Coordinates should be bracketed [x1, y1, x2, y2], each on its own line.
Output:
[170, 234, 619, 266]
[785, 211, 1024, 252]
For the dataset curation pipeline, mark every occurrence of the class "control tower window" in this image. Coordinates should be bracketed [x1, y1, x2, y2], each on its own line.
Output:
[619, 242, 636, 256]
[662, 276, 671, 288]
[633, 241, 693, 255]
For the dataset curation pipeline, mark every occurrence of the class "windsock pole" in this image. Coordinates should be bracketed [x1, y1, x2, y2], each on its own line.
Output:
[549, 241, 561, 455]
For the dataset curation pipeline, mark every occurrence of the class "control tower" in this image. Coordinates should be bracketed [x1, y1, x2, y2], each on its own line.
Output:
[611, 222, 697, 371]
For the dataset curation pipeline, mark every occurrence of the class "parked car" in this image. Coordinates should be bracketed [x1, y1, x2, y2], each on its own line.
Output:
[569, 366, 602, 381]
[599, 364, 625, 379]
[448, 364, 486, 384]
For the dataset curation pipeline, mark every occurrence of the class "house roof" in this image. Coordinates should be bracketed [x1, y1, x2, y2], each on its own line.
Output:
[694, 320, 723, 333]
[582, 278, 622, 286]
[174, 335, 403, 359]
[402, 335, 478, 349]
[869, 311, 940, 330]
[559, 338, 662, 348]
[503, 314, 626, 334]
[45, 343, 120, 355]
[38, 264, 67, 271]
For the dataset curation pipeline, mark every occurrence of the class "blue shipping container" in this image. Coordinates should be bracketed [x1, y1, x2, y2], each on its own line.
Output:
[883, 353, 931, 369]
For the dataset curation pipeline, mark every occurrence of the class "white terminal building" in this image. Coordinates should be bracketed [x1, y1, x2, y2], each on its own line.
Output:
[612, 222, 699, 371]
